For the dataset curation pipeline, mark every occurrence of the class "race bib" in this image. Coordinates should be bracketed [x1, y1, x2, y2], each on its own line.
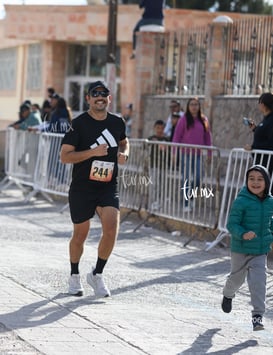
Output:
[89, 160, 114, 182]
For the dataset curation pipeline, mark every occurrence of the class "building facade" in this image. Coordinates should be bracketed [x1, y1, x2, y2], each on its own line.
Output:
[0, 3, 250, 130]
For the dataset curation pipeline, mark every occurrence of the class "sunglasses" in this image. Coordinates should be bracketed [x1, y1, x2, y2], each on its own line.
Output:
[90, 90, 109, 98]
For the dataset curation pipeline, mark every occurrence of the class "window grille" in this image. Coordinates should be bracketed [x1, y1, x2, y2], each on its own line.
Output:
[0, 48, 17, 91]
[26, 43, 42, 91]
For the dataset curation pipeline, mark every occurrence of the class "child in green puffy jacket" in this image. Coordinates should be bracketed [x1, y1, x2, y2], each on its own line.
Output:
[221, 164, 273, 331]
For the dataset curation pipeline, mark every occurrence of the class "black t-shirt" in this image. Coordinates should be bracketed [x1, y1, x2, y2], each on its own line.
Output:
[147, 134, 169, 168]
[252, 112, 273, 151]
[61, 111, 126, 189]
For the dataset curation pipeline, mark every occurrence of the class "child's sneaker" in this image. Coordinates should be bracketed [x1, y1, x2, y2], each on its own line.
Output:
[221, 296, 232, 313]
[252, 314, 264, 331]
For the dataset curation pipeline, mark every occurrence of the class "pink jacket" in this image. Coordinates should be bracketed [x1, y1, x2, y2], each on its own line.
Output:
[172, 114, 212, 146]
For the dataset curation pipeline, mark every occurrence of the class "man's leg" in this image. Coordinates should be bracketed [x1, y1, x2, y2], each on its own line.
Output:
[86, 206, 120, 297]
[68, 220, 90, 296]
[70, 220, 90, 265]
[96, 206, 120, 266]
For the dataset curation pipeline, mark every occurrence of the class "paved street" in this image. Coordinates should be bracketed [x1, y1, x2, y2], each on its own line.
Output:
[0, 186, 273, 354]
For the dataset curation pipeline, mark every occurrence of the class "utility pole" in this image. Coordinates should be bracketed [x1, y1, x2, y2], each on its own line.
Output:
[106, 0, 118, 112]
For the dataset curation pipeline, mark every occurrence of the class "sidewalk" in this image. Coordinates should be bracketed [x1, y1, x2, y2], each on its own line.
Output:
[0, 187, 273, 354]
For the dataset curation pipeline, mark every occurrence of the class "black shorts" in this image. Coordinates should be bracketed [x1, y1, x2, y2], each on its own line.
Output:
[69, 184, 119, 224]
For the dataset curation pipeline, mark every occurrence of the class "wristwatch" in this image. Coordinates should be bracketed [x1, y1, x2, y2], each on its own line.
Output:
[124, 154, 129, 161]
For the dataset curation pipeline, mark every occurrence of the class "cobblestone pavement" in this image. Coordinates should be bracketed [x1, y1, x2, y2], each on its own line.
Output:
[0, 187, 273, 354]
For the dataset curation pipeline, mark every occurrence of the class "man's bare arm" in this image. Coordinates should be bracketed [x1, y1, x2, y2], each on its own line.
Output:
[60, 143, 108, 164]
[117, 138, 130, 165]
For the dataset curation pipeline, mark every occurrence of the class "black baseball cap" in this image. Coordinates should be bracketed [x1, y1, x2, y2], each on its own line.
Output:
[88, 81, 110, 94]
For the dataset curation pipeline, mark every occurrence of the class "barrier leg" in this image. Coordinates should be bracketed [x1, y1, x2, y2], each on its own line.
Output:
[59, 203, 69, 214]
[24, 189, 53, 203]
[0, 179, 26, 192]
[132, 213, 172, 233]
[204, 231, 229, 251]
[0, 178, 14, 191]
[183, 234, 196, 247]
[0, 176, 9, 188]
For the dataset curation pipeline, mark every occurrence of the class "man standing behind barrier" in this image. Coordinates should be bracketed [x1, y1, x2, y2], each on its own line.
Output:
[60, 81, 129, 297]
[164, 100, 183, 138]
[245, 92, 273, 179]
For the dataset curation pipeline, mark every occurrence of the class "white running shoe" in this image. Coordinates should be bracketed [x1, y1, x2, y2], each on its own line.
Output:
[86, 268, 111, 298]
[68, 274, 83, 296]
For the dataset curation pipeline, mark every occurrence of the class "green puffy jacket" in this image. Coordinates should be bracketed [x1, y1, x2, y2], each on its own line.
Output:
[227, 186, 273, 255]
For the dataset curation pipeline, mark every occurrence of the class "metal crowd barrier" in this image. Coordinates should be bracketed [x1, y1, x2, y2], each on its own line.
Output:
[0, 129, 72, 203]
[146, 141, 221, 229]
[205, 148, 273, 250]
[25, 132, 73, 202]
[119, 139, 149, 215]
[3, 130, 273, 250]
[0, 128, 40, 191]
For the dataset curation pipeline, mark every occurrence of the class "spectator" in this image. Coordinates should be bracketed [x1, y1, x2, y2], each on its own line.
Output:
[47, 87, 55, 99]
[29, 96, 71, 134]
[31, 103, 42, 119]
[11, 103, 42, 130]
[31, 103, 41, 113]
[46, 96, 72, 133]
[148, 120, 169, 207]
[130, 0, 165, 59]
[9, 99, 32, 127]
[41, 100, 52, 122]
[170, 112, 181, 142]
[41, 87, 56, 119]
[164, 100, 184, 138]
[245, 92, 273, 179]
[123, 103, 133, 138]
[148, 119, 169, 168]
[172, 97, 212, 210]
[148, 119, 168, 142]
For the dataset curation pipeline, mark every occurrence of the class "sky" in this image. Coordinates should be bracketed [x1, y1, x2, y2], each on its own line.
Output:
[1, 0, 273, 19]
[0, 0, 88, 19]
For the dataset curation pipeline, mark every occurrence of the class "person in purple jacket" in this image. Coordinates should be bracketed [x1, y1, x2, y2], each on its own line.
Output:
[172, 97, 212, 210]
[130, 0, 165, 59]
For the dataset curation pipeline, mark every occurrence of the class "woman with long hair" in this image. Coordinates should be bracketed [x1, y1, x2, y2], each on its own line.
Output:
[47, 96, 72, 133]
[172, 97, 212, 210]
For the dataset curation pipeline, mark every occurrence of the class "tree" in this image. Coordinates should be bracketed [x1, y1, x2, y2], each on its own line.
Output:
[166, 0, 273, 14]
[217, 0, 272, 14]
[166, 0, 215, 10]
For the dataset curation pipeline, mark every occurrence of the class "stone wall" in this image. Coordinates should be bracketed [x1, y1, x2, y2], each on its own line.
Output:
[141, 95, 261, 151]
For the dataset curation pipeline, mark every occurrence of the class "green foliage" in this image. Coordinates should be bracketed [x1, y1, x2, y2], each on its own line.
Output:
[166, 0, 215, 10]
[166, 0, 273, 14]
[218, 0, 272, 14]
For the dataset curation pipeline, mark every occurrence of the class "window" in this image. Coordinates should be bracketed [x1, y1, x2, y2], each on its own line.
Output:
[67, 44, 120, 77]
[67, 45, 87, 76]
[65, 44, 121, 115]
[27, 43, 42, 90]
[0, 48, 17, 90]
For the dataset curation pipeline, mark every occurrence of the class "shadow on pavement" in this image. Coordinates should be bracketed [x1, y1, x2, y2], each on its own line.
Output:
[179, 328, 258, 354]
[0, 292, 104, 331]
